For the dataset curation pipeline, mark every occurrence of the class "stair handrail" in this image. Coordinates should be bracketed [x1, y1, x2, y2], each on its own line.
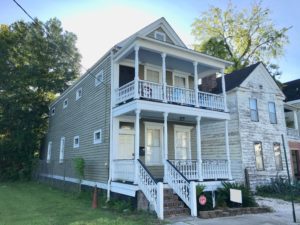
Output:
[137, 159, 164, 219]
[166, 160, 197, 217]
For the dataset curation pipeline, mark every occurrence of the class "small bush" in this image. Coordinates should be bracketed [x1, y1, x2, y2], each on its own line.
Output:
[217, 182, 257, 208]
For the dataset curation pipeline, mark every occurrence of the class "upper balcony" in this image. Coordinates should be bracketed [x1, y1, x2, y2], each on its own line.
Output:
[285, 103, 300, 139]
[112, 39, 231, 115]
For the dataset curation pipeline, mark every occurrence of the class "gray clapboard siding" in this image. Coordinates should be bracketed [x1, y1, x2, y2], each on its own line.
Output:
[45, 54, 111, 183]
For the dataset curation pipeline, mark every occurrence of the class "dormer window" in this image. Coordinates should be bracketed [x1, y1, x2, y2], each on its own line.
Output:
[154, 31, 166, 42]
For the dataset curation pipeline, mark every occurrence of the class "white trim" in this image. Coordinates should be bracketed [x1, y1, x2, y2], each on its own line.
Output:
[154, 31, 166, 42]
[59, 137, 65, 163]
[93, 129, 102, 144]
[63, 98, 68, 109]
[47, 141, 52, 163]
[144, 122, 164, 166]
[144, 65, 162, 84]
[95, 70, 104, 86]
[174, 125, 192, 160]
[76, 87, 82, 100]
[111, 181, 139, 197]
[286, 99, 300, 105]
[51, 107, 55, 116]
[73, 136, 80, 148]
[172, 72, 189, 88]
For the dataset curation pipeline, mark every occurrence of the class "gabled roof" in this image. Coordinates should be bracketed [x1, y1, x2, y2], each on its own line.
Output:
[212, 62, 261, 93]
[116, 17, 186, 48]
[283, 79, 300, 102]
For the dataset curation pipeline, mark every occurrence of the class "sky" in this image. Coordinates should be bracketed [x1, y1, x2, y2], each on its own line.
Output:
[1, 0, 300, 82]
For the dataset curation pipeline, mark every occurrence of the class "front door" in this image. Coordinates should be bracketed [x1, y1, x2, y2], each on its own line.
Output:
[145, 123, 163, 165]
[118, 121, 134, 159]
[175, 126, 191, 160]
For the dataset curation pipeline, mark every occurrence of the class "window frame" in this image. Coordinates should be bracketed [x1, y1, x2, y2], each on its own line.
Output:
[51, 107, 55, 116]
[254, 141, 264, 171]
[76, 87, 82, 100]
[144, 65, 162, 84]
[154, 31, 166, 42]
[47, 141, 52, 163]
[95, 70, 104, 86]
[273, 142, 283, 171]
[268, 102, 277, 124]
[249, 98, 259, 122]
[59, 137, 65, 163]
[73, 136, 80, 148]
[63, 98, 68, 109]
[172, 72, 189, 89]
[93, 129, 102, 144]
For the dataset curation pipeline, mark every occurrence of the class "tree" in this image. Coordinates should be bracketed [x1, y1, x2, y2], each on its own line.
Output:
[0, 18, 81, 180]
[191, 1, 290, 75]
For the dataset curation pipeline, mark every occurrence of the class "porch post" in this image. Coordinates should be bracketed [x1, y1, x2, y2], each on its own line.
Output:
[293, 110, 299, 131]
[134, 109, 141, 184]
[134, 45, 140, 99]
[162, 53, 167, 102]
[221, 69, 228, 112]
[163, 112, 168, 182]
[196, 116, 203, 181]
[194, 62, 199, 107]
[225, 120, 232, 180]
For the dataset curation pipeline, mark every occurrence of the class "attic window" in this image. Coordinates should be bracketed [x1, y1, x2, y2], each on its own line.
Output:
[154, 31, 166, 42]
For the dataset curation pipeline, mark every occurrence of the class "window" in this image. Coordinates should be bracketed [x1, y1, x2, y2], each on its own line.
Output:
[47, 141, 52, 163]
[154, 31, 166, 42]
[146, 68, 160, 83]
[254, 142, 264, 170]
[63, 98, 68, 109]
[273, 143, 283, 170]
[51, 107, 55, 116]
[73, 136, 79, 148]
[94, 129, 102, 144]
[250, 98, 259, 121]
[173, 73, 188, 88]
[268, 102, 277, 124]
[59, 137, 65, 163]
[76, 88, 82, 100]
[95, 70, 103, 86]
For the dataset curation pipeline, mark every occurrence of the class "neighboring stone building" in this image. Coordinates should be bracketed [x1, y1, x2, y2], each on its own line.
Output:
[283, 79, 300, 180]
[200, 62, 291, 189]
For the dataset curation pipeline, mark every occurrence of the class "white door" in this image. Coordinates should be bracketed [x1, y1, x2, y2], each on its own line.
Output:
[145, 123, 163, 165]
[118, 122, 134, 159]
[175, 126, 191, 160]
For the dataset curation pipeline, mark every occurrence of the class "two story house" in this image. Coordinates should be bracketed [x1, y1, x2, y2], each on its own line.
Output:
[41, 18, 291, 219]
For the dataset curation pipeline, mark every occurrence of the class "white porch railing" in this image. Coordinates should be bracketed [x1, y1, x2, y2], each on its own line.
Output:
[137, 160, 164, 220]
[198, 91, 225, 111]
[166, 160, 197, 217]
[169, 160, 198, 180]
[166, 86, 195, 105]
[202, 159, 229, 180]
[138, 80, 163, 101]
[115, 81, 135, 104]
[113, 159, 135, 182]
[287, 128, 300, 138]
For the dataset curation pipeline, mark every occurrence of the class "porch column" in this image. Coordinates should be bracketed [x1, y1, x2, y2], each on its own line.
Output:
[134, 109, 141, 184]
[134, 45, 140, 99]
[196, 116, 203, 181]
[163, 112, 168, 182]
[221, 69, 228, 112]
[194, 62, 199, 107]
[225, 120, 233, 180]
[293, 110, 299, 131]
[162, 53, 167, 102]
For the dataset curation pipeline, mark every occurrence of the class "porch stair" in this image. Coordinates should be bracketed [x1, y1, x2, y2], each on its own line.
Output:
[164, 188, 190, 218]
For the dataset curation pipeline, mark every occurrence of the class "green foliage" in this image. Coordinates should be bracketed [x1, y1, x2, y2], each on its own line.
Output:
[196, 184, 205, 196]
[217, 182, 257, 208]
[73, 157, 85, 179]
[191, 1, 290, 76]
[197, 191, 214, 211]
[0, 18, 81, 180]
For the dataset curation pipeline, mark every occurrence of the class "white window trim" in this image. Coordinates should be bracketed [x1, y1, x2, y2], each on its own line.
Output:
[94, 129, 102, 144]
[144, 122, 164, 166]
[172, 72, 189, 89]
[154, 31, 166, 42]
[59, 137, 65, 163]
[174, 125, 193, 160]
[73, 136, 80, 148]
[268, 101, 277, 124]
[63, 98, 68, 109]
[144, 65, 162, 84]
[76, 88, 82, 100]
[95, 70, 104, 86]
[51, 107, 55, 116]
[47, 141, 52, 163]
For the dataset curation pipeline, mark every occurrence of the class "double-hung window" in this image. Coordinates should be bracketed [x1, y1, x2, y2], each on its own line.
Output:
[250, 98, 259, 121]
[47, 141, 52, 163]
[268, 102, 277, 124]
[254, 142, 264, 170]
[59, 137, 65, 163]
[273, 143, 283, 170]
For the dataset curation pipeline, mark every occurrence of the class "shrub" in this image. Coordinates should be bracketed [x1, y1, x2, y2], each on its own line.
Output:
[217, 182, 257, 208]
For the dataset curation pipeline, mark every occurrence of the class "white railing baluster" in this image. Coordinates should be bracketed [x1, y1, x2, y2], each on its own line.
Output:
[115, 81, 135, 104]
[169, 160, 199, 180]
[287, 128, 300, 137]
[202, 159, 229, 180]
[198, 91, 225, 111]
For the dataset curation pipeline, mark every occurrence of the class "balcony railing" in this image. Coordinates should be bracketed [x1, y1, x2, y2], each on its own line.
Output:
[115, 80, 225, 111]
[202, 159, 229, 180]
[112, 159, 135, 182]
[287, 128, 300, 138]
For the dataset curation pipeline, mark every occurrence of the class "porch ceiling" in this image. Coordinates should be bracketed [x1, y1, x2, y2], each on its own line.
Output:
[125, 48, 218, 76]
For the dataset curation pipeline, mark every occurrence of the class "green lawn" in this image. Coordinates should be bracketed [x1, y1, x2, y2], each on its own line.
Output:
[0, 182, 161, 225]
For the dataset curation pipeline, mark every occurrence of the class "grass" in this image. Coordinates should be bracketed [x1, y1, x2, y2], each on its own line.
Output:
[0, 182, 161, 225]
